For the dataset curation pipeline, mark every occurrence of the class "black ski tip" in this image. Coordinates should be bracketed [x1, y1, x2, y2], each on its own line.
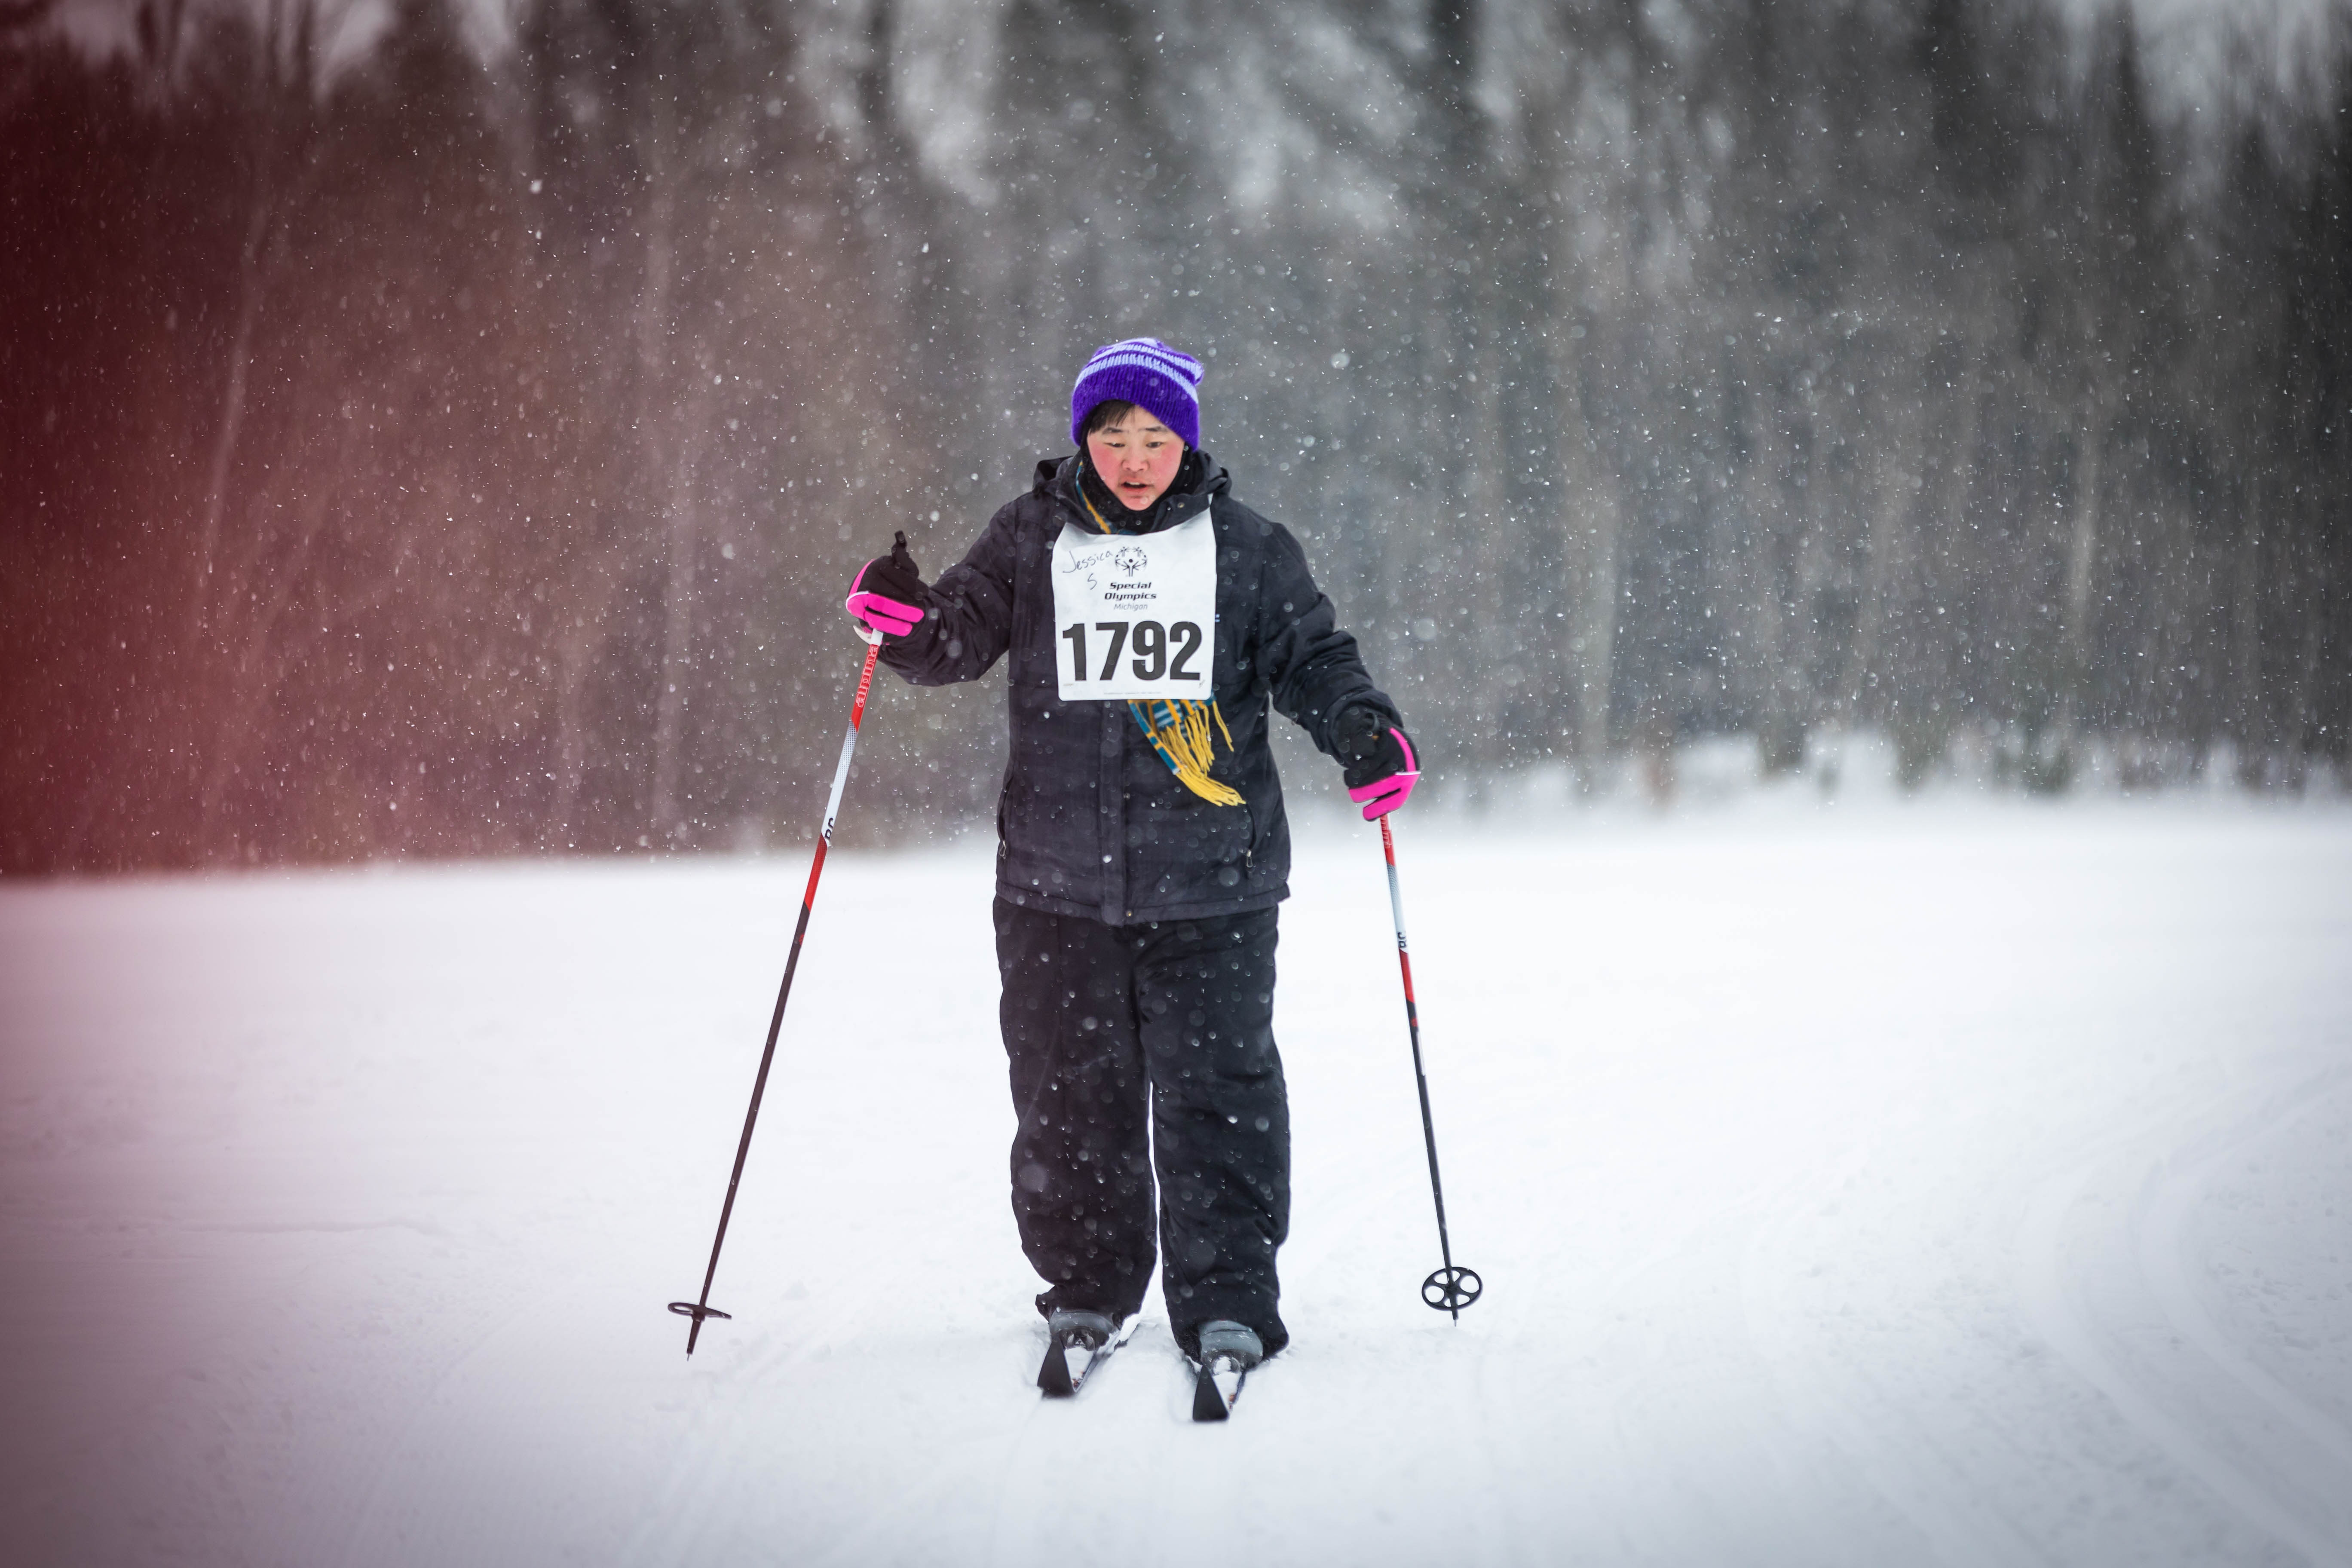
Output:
[1191, 1364, 1230, 1422]
[1038, 1336, 1075, 1398]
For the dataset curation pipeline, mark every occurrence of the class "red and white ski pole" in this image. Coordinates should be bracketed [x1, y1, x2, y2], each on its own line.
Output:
[670, 619, 886, 1355]
[1379, 814, 1482, 1320]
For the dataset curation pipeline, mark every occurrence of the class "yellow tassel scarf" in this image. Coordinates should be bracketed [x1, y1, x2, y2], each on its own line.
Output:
[1076, 475, 1244, 808]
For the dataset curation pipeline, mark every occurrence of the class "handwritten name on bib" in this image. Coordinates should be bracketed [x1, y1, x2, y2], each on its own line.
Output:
[1050, 505, 1219, 702]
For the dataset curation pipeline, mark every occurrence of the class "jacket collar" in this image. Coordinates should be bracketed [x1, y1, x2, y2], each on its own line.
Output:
[1034, 450, 1229, 535]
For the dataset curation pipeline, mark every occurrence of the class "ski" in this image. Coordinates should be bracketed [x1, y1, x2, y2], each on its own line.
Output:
[1189, 1355, 1250, 1422]
[1037, 1313, 1137, 1398]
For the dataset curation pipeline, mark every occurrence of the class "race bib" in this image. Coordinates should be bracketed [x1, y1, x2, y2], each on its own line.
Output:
[1050, 505, 1218, 701]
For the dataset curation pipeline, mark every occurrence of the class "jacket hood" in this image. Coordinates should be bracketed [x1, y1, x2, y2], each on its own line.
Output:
[1033, 450, 1231, 535]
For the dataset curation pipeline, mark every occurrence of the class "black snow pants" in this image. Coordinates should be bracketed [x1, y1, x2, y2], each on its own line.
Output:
[994, 897, 1291, 1357]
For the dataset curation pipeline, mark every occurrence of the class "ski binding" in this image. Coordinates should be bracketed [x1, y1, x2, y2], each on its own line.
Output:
[1188, 1320, 1263, 1422]
[1038, 1310, 1135, 1398]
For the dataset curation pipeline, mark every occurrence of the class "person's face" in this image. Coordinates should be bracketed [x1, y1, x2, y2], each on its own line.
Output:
[1084, 407, 1185, 511]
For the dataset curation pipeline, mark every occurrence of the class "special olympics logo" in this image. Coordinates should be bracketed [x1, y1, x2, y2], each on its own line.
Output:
[1113, 545, 1148, 575]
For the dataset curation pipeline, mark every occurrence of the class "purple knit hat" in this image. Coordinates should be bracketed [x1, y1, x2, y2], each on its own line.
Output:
[1069, 338, 1204, 449]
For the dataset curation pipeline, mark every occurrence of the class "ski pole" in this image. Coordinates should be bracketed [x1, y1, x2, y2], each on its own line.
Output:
[1378, 813, 1482, 1320]
[669, 616, 888, 1355]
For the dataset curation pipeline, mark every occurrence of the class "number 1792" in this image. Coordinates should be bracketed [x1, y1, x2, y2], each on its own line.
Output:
[1062, 620, 1204, 683]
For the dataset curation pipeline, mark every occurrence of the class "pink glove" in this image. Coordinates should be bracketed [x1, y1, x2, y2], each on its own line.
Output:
[844, 532, 927, 638]
[1343, 726, 1419, 821]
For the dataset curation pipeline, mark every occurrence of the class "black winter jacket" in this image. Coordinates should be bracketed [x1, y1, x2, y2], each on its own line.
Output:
[882, 453, 1400, 924]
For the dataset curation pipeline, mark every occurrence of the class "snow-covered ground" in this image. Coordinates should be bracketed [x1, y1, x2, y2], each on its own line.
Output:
[5, 800, 2350, 1567]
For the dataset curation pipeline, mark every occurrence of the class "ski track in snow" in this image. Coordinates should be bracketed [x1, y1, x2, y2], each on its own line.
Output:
[4, 802, 2350, 1567]
[2013, 1072, 2352, 1566]
[2136, 1081, 2352, 1485]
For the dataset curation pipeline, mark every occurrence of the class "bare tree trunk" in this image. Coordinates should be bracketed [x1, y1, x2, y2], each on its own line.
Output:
[649, 366, 714, 839]
[191, 181, 275, 643]
[551, 631, 594, 849]
[544, 529, 640, 851]
[1785, 467, 1833, 757]
[632, 84, 684, 838]
[634, 150, 678, 426]
[1574, 478, 1624, 784]
[1537, 10, 1658, 794]
[187, 0, 324, 646]
[1463, 314, 1511, 766]
[1903, 352, 1984, 781]
[2055, 402, 2107, 754]
[135, 0, 194, 95]
[2281, 518, 2323, 790]
[1550, 323, 1624, 788]
[2229, 471, 2265, 783]
[194, 422, 355, 852]
[1850, 436, 1910, 728]
[1738, 412, 1812, 777]
[548, 556, 628, 852]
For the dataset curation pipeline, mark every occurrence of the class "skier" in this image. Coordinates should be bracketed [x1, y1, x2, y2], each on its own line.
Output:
[841, 337, 1420, 1389]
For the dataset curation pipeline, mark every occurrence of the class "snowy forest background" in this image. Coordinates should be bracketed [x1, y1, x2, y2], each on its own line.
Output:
[3, 0, 2347, 873]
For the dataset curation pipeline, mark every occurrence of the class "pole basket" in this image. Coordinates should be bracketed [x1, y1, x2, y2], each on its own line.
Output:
[1422, 1266, 1482, 1313]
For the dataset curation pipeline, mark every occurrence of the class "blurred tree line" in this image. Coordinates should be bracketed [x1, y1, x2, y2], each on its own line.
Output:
[3, 0, 2347, 873]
